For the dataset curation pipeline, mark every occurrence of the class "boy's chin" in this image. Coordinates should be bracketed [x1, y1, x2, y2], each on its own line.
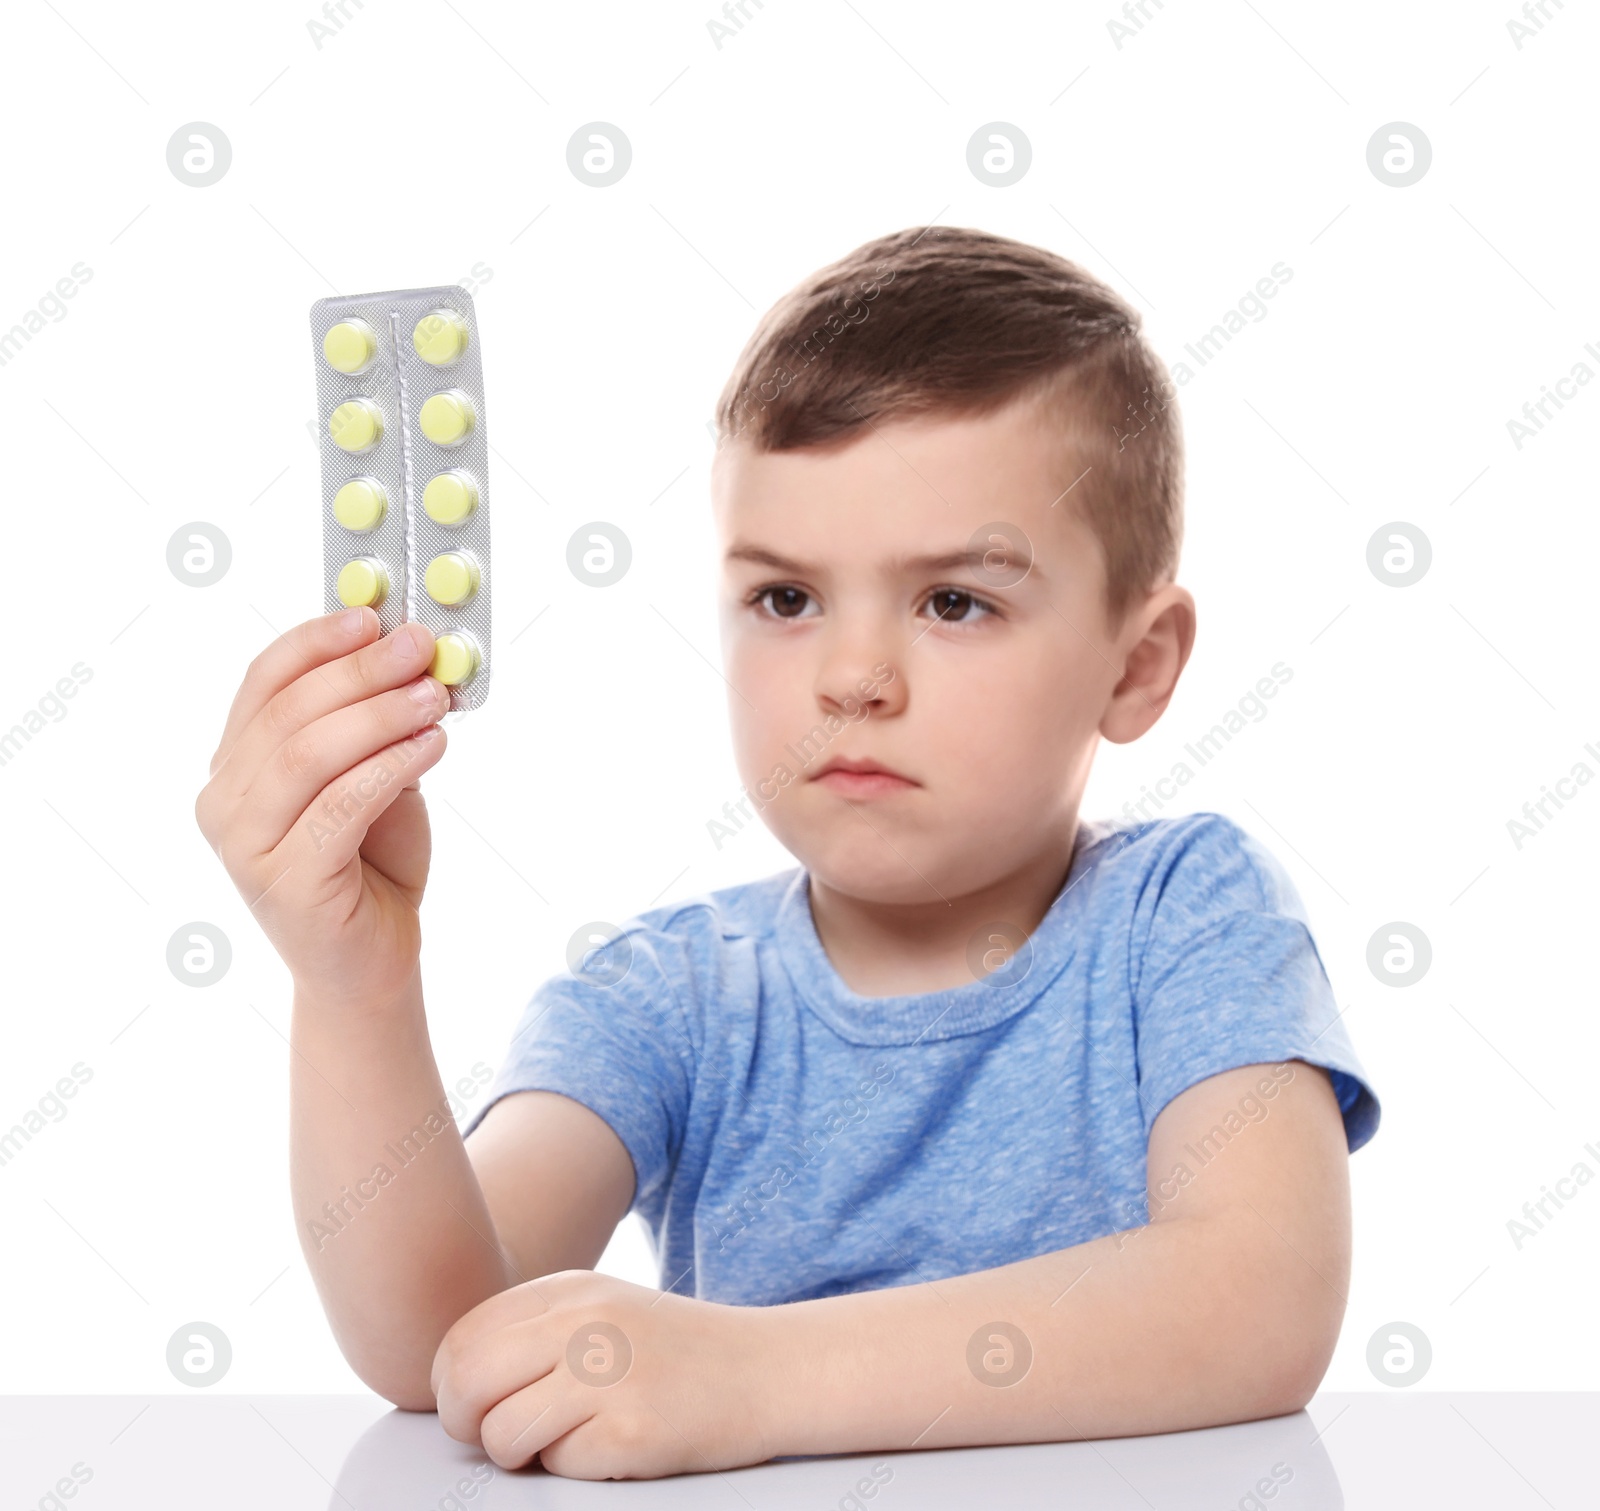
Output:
[788, 829, 957, 907]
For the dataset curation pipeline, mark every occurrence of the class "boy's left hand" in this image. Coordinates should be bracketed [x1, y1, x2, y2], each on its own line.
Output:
[430, 1269, 780, 1479]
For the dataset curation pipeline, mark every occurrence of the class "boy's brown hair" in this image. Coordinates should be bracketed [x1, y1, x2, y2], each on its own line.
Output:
[713, 225, 1183, 630]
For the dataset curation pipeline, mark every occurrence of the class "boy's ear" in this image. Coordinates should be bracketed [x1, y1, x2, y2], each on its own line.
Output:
[1100, 585, 1196, 744]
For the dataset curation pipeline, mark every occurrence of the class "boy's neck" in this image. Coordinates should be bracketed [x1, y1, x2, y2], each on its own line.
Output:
[805, 813, 1082, 999]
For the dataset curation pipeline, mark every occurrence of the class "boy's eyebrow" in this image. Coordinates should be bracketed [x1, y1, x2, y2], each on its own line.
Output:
[724, 542, 1042, 579]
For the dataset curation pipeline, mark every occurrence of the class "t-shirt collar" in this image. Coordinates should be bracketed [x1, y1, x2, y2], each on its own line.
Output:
[776, 820, 1106, 1046]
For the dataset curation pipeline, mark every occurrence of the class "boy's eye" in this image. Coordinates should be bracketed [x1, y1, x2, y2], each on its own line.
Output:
[754, 585, 814, 619]
[921, 588, 994, 623]
[748, 584, 998, 623]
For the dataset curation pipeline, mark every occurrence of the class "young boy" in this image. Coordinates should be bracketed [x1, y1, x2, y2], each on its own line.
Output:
[196, 225, 1378, 1481]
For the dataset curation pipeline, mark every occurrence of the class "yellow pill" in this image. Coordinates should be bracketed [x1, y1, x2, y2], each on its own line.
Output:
[422, 470, 478, 526]
[336, 557, 389, 608]
[323, 319, 377, 375]
[413, 309, 470, 367]
[424, 551, 480, 606]
[429, 632, 481, 686]
[330, 398, 383, 453]
[418, 390, 474, 447]
[332, 477, 387, 532]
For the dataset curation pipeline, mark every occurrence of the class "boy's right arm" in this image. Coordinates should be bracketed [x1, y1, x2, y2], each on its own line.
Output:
[196, 609, 635, 1408]
[292, 982, 636, 1407]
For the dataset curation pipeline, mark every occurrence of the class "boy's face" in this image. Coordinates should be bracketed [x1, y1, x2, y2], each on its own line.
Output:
[712, 394, 1180, 905]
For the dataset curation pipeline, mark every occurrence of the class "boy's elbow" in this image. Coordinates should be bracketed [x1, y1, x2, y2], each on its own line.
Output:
[363, 1366, 439, 1414]
[1265, 1340, 1330, 1417]
[1223, 1333, 1329, 1425]
[336, 1339, 442, 1413]
[1247, 1282, 1343, 1419]
[1204, 1218, 1344, 1422]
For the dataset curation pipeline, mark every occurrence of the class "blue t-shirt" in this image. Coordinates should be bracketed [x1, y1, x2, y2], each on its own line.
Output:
[462, 811, 1380, 1306]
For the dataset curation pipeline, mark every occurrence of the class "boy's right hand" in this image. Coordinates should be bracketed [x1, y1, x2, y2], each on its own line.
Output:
[194, 607, 452, 1013]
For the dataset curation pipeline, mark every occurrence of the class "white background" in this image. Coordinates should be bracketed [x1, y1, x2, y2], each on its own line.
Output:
[0, 0, 1594, 1397]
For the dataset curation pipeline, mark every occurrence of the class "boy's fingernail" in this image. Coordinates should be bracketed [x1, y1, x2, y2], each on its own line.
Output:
[390, 622, 424, 657]
[409, 677, 441, 706]
[341, 608, 367, 635]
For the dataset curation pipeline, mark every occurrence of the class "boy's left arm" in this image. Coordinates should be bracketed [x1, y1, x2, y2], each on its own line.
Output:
[431, 1059, 1350, 1478]
[765, 1057, 1352, 1457]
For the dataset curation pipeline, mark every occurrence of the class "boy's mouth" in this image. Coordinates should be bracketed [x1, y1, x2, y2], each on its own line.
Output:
[808, 756, 918, 798]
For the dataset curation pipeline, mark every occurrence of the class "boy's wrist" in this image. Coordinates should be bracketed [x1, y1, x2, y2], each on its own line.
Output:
[290, 964, 425, 1023]
[744, 1289, 905, 1460]
[741, 1272, 1023, 1461]
[744, 1298, 816, 1460]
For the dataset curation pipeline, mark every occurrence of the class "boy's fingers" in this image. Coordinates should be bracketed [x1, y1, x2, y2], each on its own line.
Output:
[275, 723, 449, 880]
[213, 620, 438, 803]
[210, 608, 378, 776]
[233, 677, 452, 860]
[454, 1365, 580, 1469]
[433, 1309, 562, 1441]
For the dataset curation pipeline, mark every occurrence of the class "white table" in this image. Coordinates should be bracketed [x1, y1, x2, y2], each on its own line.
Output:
[0, 1393, 1586, 1507]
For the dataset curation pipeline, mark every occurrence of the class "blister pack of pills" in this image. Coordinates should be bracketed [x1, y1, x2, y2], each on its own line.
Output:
[310, 286, 493, 711]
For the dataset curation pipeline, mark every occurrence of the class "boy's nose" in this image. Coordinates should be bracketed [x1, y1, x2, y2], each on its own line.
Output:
[814, 644, 904, 720]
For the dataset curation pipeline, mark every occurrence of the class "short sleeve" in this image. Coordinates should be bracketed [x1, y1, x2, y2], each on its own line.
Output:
[1129, 812, 1380, 1153]
[460, 923, 698, 1210]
